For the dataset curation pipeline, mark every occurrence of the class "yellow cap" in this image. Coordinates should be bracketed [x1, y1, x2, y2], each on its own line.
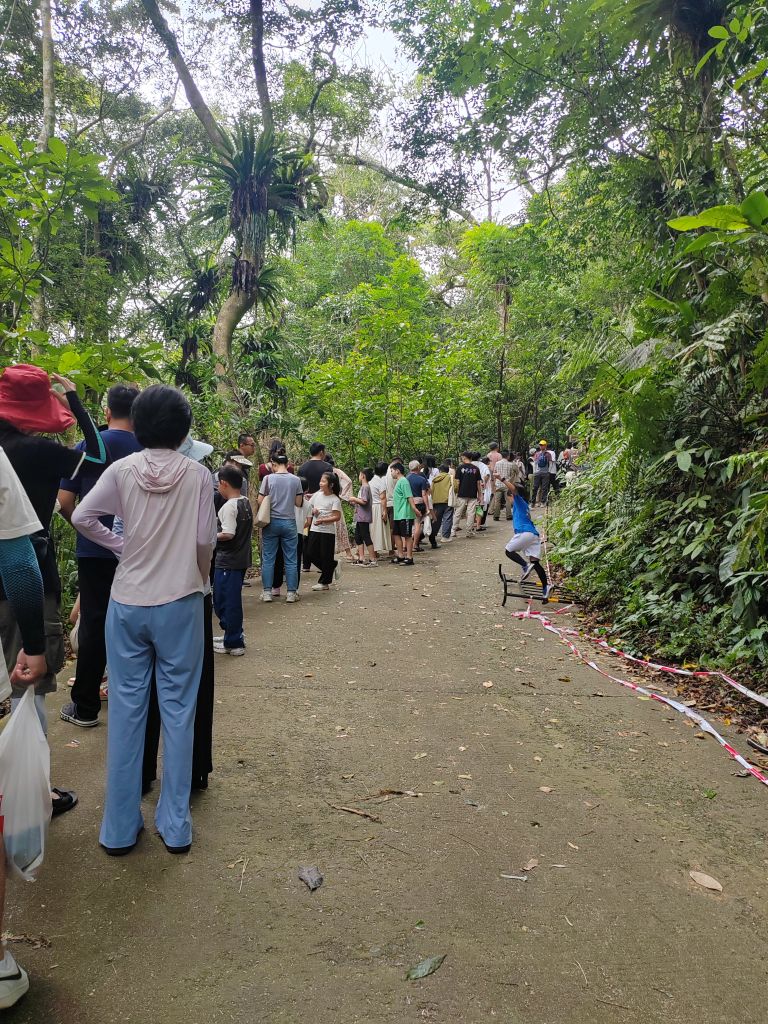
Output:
[539, 439, 547, 446]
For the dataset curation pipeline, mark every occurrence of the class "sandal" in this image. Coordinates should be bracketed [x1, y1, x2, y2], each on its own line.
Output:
[51, 787, 79, 817]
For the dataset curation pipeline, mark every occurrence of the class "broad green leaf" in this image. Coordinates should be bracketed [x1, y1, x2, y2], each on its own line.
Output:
[734, 58, 768, 89]
[676, 451, 692, 472]
[684, 232, 722, 253]
[707, 25, 730, 40]
[668, 206, 750, 232]
[694, 46, 718, 78]
[740, 192, 768, 228]
[405, 955, 446, 981]
[47, 137, 67, 162]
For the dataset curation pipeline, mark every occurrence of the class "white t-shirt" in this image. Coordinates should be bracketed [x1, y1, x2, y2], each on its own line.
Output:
[295, 495, 310, 534]
[308, 492, 342, 534]
[0, 448, 41, 540]
[217, 497, 240, 537]
[369, 475, 385, 506]
[0, 448, 43, 696]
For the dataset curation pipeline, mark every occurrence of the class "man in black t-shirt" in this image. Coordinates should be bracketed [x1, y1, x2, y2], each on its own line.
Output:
[58, 384, 141, 727]
[450, 452, 483, 539]
[297, 441, 334, 495]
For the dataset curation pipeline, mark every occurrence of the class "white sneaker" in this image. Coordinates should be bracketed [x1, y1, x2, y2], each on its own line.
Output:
[520, 562, 534, 583]
[286, 591, 300, 603]
[213, 636, 224, 644]
[442, 535, 454, 543]
[226, 647, 246, 657]
[366, 560, 378, 567]
[312, 583, 329, 591]
[0, 952, 29, 1009]
[261, 592, 273, 602]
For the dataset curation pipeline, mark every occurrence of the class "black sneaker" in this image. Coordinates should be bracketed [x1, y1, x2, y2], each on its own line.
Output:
[60, 701, 98, 728]
[401, 558, 415, 565]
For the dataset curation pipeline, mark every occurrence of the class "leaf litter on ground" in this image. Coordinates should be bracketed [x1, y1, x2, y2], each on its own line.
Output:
[406, 954, 447, 981]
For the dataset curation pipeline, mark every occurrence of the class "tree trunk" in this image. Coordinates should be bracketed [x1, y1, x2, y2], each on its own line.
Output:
[249, 0, 274, 134]
[213, 290, 256, 383]
[140, 0, 229, 157]
[37, 0, 55, 151]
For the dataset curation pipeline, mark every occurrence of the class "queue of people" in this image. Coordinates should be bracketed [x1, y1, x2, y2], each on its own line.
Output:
[0, 363, 559, 1009]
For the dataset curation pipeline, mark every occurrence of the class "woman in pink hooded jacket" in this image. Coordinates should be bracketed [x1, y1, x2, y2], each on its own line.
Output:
[73, 385, 216, 855]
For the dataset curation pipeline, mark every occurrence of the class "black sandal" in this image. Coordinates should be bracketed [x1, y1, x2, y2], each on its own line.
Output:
[51, 787, 79, 817]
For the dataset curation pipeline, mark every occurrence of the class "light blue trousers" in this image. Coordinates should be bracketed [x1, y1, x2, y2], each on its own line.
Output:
[101, 593, 203, 850]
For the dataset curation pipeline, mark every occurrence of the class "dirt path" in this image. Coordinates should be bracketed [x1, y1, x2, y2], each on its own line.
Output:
[8, 523, 768, 1023]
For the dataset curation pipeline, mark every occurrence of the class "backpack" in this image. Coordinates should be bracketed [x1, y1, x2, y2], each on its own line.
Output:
[536, 451, 549, 470]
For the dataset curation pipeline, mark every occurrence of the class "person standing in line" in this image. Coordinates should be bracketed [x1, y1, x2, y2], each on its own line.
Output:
[531, 439, 556, 506]
[487, 442, 502, 471]
[384, 456, 401, 556]
[305, 472, 342, 591]
[297, 442, 333, 495]
[0, 365, 109, 816]
[407, 459, 433, 552]
[142, 433, 217, 796]
[0, 446, 49, 1008]
[258, 438, 294, 481]
[451, 452, 483, 538]
[348, 468, 377, 566]
[58, 384, 142, 728]
[368, 461, 391, 558]
[491, 449, 514, 522]
[430, 462, 454, 539]
[213, 467, 253, 655]
[473, 453, 493, 531]
[497, 478, 552, 601]
[325, 455, 354, 563]
[391, 461, 421, 565]
[72, 385, 217, 855]
[423, 454, 439, 483]
[257, 453, 303, 603]
[294, 475, 310, 589]
[441, 459, 456, 540]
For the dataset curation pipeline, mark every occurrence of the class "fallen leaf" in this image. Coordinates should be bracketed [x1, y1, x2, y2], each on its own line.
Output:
[65, 740, 80, 748]
[298, 866, 323, 891]
[500, 873, 528, 881]
[533, 756, 543, 763]
[458, 773, 473, 780]
[405, 954, 446, 981]
[689, 870, 722, 893]
[539, 786, 553, 794]
[568, 842, 579, 850]
[413, 752, 428, 760]
[482, 681, 494, 689]
[523, 858, 539, 871]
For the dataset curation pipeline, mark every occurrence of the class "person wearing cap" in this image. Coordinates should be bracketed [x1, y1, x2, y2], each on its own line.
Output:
[57, 384, 142, 728]
[0, 364, 108, 817]
[72, 385, 217, 855]
[531, 439, 556, 507]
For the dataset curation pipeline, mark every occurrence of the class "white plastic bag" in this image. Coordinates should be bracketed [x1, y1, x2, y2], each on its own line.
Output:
[422, 514, 432, 538]
[0, 688, 51, 881]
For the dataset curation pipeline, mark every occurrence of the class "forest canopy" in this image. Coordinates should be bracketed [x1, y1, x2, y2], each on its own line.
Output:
[1, 0, 767, 668]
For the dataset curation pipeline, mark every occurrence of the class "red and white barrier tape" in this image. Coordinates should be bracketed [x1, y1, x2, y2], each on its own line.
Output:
[512, 603, 768, 789]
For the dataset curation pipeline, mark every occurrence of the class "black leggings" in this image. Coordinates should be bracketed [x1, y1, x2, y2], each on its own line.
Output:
[505, 549, 547, 586]
[305, 531, 337, 584]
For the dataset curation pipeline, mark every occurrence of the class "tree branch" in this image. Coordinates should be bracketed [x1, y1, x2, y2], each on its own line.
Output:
[250, 0, 274, 134]
[329, 150, 478, 224]
[139, 0, 228, 156]
[107, 80, 180, 177]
